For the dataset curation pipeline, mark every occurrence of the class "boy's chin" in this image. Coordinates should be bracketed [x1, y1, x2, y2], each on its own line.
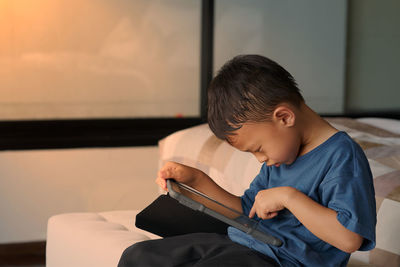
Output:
[268, 159, 295, 167]
[266, 163, 281, 167]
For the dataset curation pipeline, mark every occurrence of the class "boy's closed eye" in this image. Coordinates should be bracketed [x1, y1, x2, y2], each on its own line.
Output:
[255, 147, 262, 153]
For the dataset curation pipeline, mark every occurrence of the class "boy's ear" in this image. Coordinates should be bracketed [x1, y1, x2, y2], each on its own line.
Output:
[272, 106, 295, 127]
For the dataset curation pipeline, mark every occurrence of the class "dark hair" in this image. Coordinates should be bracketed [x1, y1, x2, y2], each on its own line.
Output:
[207, 54, 304, 140]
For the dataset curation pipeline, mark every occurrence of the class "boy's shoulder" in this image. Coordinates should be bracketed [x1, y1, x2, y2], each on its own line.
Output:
[326, 131, 366, 158]
[314, 131, 362, 156]
[316, 131, 371, 181]
[293, 131, 370, 179]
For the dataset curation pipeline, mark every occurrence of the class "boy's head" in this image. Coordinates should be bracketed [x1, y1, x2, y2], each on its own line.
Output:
[207, 55, 304, 141]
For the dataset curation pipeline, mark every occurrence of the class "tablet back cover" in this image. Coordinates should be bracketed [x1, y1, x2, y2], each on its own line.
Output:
[135, 194, 229, 237]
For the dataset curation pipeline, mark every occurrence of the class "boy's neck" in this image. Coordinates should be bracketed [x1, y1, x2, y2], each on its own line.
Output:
[296, 103, 338, 157]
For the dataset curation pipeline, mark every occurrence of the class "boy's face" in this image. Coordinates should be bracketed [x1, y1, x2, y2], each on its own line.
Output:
[228, 120, 301, 167]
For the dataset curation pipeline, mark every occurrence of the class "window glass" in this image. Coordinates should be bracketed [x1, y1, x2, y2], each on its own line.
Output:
[214, 0, 346, 114]
[346, 0, 400, 112]
[0, 0, 200, 119]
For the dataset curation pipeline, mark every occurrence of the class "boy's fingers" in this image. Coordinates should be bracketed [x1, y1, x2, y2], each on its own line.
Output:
[249, 205, 256, 218]
[249, 206, 279, 220]
[159, 168, 177, 179]
[155, 177, 167, 191]
[155, 177, 161, 187]
[264, 212, 278, 220]
[158, 170, 168, 179]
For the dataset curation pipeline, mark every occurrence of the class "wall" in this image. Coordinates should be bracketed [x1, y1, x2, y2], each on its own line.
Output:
[0, 146, 159, 244]
[346, 0, 400, 112]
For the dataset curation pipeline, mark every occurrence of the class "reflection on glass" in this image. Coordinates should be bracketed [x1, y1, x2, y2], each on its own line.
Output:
[0, 0, 200, 119]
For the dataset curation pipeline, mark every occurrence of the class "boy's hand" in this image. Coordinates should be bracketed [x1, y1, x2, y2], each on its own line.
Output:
[249, 187, 296, 219]
[156, 161, 243, 213]
[155, 161, 204, 191]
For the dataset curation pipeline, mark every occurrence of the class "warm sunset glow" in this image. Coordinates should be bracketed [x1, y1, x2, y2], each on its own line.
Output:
[0, 0, 200, 119]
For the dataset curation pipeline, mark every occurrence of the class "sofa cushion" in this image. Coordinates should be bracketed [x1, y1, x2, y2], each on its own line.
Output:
[46, 211, 160, 267]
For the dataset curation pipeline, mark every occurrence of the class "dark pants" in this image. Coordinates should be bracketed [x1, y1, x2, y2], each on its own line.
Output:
[118, 233, 278, 267]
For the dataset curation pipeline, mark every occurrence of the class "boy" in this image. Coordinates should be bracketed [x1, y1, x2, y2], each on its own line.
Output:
[119, 55, 376, 266]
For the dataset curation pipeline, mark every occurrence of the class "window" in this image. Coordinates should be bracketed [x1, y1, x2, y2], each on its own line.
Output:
[214, 0, 347, 114]
[0, 0, 200, 120]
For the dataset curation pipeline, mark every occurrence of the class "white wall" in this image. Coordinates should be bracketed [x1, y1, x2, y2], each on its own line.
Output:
[0, 146, 159, 244]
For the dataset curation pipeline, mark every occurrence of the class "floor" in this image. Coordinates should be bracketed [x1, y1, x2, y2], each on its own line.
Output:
[0, 242, 45, 267]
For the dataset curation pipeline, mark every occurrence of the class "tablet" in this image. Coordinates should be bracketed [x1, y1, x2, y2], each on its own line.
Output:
[166, 179, 282, 246]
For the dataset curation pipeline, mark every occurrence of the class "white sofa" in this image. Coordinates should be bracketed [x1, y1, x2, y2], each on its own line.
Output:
[47, 118, 400, 267]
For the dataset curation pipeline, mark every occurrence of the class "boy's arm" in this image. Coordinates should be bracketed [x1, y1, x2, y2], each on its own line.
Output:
[250, 187, 363, 253]
[156, 161, 243, 212]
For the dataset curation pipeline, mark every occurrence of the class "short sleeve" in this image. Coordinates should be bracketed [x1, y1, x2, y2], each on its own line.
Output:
[320, 174, 376, 251]
[241, 164, 269, 217]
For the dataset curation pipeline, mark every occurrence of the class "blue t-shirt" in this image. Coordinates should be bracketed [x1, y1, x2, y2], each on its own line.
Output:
[228, 131, 376, 267]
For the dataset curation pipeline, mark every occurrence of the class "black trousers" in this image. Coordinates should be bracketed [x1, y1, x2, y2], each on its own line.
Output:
[118, 233, 278, 267]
